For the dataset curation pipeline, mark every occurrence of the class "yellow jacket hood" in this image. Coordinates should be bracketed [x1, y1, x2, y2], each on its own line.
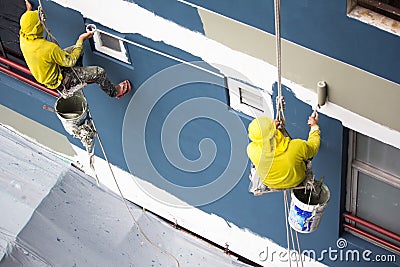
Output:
[247, 117, 290, 154]
[20, 11, 44, 40]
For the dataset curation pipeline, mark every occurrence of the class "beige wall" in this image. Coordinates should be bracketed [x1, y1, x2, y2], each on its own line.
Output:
[0, 104, 76, 157]
[199, 10, 400, 132]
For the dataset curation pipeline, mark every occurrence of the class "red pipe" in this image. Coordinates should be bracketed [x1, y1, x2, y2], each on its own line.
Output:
[344, 213, 400, 243]
[0, 56, 32, 76]
[344, 223, 400, 253]
[0, 65, 59, 97]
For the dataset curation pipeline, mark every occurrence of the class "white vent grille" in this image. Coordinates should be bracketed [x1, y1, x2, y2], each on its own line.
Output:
[239, 87, 264, 112]
[93, 29, 130, 63]
[227, 77, 272, 118]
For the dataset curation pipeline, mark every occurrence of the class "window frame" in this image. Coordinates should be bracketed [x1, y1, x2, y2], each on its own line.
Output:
[226, 77, 271, 118]
[345, 130, 400, 252]
[92, 29, 131, 64]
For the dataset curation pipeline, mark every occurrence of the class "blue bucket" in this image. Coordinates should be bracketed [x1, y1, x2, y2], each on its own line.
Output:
[288, 184, 330, 233]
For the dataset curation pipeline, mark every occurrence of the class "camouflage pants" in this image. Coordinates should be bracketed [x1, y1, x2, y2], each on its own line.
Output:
[61, 66, 118, 97]
[59, 46, 117, 97]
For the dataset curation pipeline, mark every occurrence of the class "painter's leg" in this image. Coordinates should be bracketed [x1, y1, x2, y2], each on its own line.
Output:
[71, 66, 118, 97]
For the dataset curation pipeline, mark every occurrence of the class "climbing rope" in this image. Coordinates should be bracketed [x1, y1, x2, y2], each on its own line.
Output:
[273, 0, 292, 139]
[87, 107, 180, 267]
[71, 117, 99, 184]
[273, 0, 304, 265]
[38, 0, 95, 181]
[58, 82, 88, 99]
[36, 3, 180, 265]
[284, 191, 304, 267]
[71, 118, 96, 152]
[283, 190, 292, 267]
[38, 0, 87, 99]
[274, 0, 284, 126]
[38, 0, 59, 46]
[37, 0, 96, 181]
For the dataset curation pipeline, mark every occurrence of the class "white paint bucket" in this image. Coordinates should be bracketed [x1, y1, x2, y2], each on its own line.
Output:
[55, 94, 88, 135]
[288, 184, 330, 233]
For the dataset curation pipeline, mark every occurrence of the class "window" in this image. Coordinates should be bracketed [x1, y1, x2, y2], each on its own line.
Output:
[347, 0, 400, 36]
[226, 77, 271, 118]
[0, 2, 26, 65]
[92, 29, 130, 63]
[358, 0, 400, 21]
[98, 34, 122, 52]
[345, 131, 400, 252]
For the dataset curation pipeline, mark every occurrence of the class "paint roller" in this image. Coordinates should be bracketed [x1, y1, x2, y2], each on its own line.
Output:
[317, 81, 327, 107]
[86, 24, 97, 33]
[308, 81, 327, 125]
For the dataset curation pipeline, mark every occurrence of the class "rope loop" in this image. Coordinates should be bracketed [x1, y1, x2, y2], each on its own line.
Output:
[58, 84, 87, 99]
[275, 95, 285, 122]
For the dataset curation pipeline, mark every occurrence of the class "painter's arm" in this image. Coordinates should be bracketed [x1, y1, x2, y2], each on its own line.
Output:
[304, 113, 320, 159]
[25, 0, 33, 11]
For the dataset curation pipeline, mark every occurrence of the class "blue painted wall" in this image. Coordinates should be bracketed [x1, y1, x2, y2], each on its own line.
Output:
[158, 0, 400, 85]
[1, 0, 399, 266]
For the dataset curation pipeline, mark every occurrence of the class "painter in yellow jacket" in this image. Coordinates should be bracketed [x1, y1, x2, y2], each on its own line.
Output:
[19, 10, 84, 89]
[19, 4, 131, 98]
[247, 116, 320, 189]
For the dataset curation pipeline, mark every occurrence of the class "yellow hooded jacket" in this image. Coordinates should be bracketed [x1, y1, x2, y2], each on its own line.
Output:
[19, 10, 83, 89]
[247, 117, 320, 189]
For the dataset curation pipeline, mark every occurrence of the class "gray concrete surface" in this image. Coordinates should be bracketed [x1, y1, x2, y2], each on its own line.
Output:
[0, 125, 249, 267]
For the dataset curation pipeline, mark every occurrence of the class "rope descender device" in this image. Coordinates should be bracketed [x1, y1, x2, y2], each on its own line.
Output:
[275, 95, 286, 128]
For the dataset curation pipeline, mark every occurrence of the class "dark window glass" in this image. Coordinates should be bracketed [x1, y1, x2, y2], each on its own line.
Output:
[100, 33, 122, 52]
[358, 0, 400, 21]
